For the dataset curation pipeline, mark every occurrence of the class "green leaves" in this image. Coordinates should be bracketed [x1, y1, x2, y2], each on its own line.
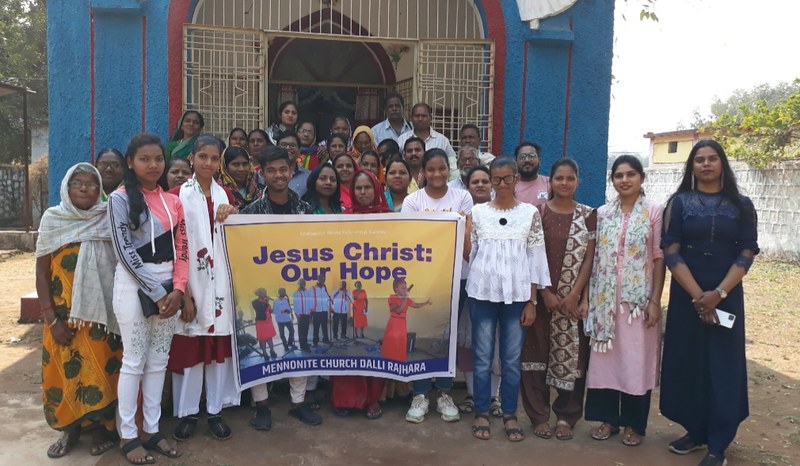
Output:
[704, 80, 800, 167]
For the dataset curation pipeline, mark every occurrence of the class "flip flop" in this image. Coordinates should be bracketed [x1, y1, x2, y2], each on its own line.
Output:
[622, 427, 642, 446]
[555, 420, 574, 441]
[457, 396, 475, 414]
[142, 432, 182, 458]
[591, 423, 620, 441]
[120, 438, 155, 465]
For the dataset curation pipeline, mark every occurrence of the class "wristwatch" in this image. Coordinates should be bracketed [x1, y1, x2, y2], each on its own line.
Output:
[715, 287, 727, 299]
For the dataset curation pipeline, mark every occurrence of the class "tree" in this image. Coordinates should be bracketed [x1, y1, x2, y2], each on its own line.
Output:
[693, 81, 800, 127]
[703, 80, 800, 167]
[0, 0, 47, 164]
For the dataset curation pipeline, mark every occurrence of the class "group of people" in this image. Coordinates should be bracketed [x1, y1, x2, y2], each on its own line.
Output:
[36, 90, 757, 466]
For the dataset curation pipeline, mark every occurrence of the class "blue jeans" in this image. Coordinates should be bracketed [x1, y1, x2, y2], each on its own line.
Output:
[469, 298, 526, 415]
[412, 377, 454, 396]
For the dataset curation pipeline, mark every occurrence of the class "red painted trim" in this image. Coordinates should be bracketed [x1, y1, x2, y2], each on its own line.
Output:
[562, 18, 574, 157]
[90, 8, 96, 162]
[167, 0, 191, 132]
[142, 15, 147, 131]
[482, 0, 506, 155]
[520, 40, 528, 142]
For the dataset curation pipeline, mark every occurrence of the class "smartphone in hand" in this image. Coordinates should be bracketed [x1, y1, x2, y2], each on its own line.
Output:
[715, 309, 736, 329]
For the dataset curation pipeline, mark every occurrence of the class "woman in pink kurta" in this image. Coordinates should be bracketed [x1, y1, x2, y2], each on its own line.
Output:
[583, 156, 666, 447]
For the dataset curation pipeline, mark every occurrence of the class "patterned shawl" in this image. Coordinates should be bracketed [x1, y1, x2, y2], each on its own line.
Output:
[585, 195, 650, 352]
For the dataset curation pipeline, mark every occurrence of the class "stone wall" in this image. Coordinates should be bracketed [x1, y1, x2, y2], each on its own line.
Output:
[0, 165, 25, 228]
[606, 162, 800, 261]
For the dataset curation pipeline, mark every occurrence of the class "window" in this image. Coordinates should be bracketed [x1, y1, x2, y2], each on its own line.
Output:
[667, 141, 678, 153]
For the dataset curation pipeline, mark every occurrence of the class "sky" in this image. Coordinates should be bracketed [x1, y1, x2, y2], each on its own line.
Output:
[608, 0, 800, 154]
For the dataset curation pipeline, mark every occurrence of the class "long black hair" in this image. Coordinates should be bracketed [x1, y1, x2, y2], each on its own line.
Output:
[548, 158, 579, 200]
[302, 164, 342, 214]
[668, 139, 751, 219]
[123, 133, 164, 230]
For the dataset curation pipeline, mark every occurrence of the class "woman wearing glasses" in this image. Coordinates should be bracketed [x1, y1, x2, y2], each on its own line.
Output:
[464, 157, 550, 441]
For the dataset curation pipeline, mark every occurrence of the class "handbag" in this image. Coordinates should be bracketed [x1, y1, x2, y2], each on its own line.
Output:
[138, 280, 174, 318]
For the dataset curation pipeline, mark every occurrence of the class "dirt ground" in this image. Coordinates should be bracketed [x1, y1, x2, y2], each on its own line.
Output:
[1, 252, 798, 466]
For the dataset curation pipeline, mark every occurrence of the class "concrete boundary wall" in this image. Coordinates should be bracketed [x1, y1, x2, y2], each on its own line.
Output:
[605, 162, 800, 262]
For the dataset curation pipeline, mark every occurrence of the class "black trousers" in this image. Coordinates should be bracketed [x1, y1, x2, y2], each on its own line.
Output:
[297, 315, 311, 348]
[332, 313, 348, 338]
[585, 388, 652, 435]
[313, 312, 329, 344]
[278, 321, 294, 349]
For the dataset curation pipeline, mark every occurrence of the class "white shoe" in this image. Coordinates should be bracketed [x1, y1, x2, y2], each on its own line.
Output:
[405, 395, 429, 423]
[436, 393, 460, 422]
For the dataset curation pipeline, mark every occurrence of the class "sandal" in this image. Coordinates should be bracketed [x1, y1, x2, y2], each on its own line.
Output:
[142, 432, 182, 458]
[46, 430, 80, 459]
[89, 437, 116, 456]
[173, 415, 198, 441]
[532, 422, 552, 440]
[471, 413, 492, 440]
[555, 420, 574, 441]
[591, 423, 620, 441]
[333, 407, 353, 417]
[622, 426, 642, 446]
[502, 415, 525, 442]
[457, 395, 475, 414]
[490, 397, 502, 417]
[208, 414, 232, 441]
[120, 438, 155, 465]
[366, 403, 383, 420]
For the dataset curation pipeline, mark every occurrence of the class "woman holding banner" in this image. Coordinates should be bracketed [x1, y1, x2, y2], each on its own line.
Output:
[401, 148, 473, 424]
[331, 169, 392, 419]
[465, 157, 550, 441]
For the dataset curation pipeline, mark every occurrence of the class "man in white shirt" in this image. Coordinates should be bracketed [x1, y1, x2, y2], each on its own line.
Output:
[459, 124, 495, 166]
[371, 93, 414, 145]
[513, 141, 550, 206]
[398, 103, 459, 181]
[448, 145, 480, 191]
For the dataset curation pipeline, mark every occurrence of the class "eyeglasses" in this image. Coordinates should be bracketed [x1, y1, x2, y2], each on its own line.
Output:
[517, 152, 539, 161]
[97, 161, 122, 170]
[490, 175, 516, 186]
[68, 181, 100, 191]
[297, 128, 315, 135]
[279, 142, 299, 149]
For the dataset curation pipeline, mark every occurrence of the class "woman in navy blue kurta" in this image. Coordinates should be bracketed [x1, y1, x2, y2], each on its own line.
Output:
[660, 140, 758, 466]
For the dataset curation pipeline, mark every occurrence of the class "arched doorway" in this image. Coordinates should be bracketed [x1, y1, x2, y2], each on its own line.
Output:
[183, 0, 496, 153]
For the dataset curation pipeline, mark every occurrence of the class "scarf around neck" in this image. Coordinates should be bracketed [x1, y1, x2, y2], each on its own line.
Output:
[585, 195, 651, 352]
[36, 163, 119, 334]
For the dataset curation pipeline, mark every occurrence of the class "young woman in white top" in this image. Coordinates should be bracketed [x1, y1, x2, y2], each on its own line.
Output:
[465, 157, 550, 441]
[401, 148, 472, 424]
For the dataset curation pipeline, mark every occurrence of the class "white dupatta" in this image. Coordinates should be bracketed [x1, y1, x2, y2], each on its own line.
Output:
[177, 176, 234, 336]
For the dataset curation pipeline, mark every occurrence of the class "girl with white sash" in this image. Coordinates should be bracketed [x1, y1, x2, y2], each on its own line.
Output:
[168, 137, 240, 442]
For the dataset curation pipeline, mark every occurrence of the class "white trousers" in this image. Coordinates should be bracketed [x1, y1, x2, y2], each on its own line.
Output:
[113, 263, 177, 440]
[251, 376, 308, 404]
[172, 358, 240, 417]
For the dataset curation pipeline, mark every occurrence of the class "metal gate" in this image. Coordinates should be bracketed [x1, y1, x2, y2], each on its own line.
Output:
[418, 40, 494, 153]
[183, 25, 267, 139]
[183, 25, 495, 153]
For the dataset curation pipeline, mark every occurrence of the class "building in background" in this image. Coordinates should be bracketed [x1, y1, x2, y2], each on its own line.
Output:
[643, 129, 711, 165]
[48, 0, 615, 206]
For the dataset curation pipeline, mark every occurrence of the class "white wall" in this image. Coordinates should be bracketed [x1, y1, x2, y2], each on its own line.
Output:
[605, 162, 800, 261]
